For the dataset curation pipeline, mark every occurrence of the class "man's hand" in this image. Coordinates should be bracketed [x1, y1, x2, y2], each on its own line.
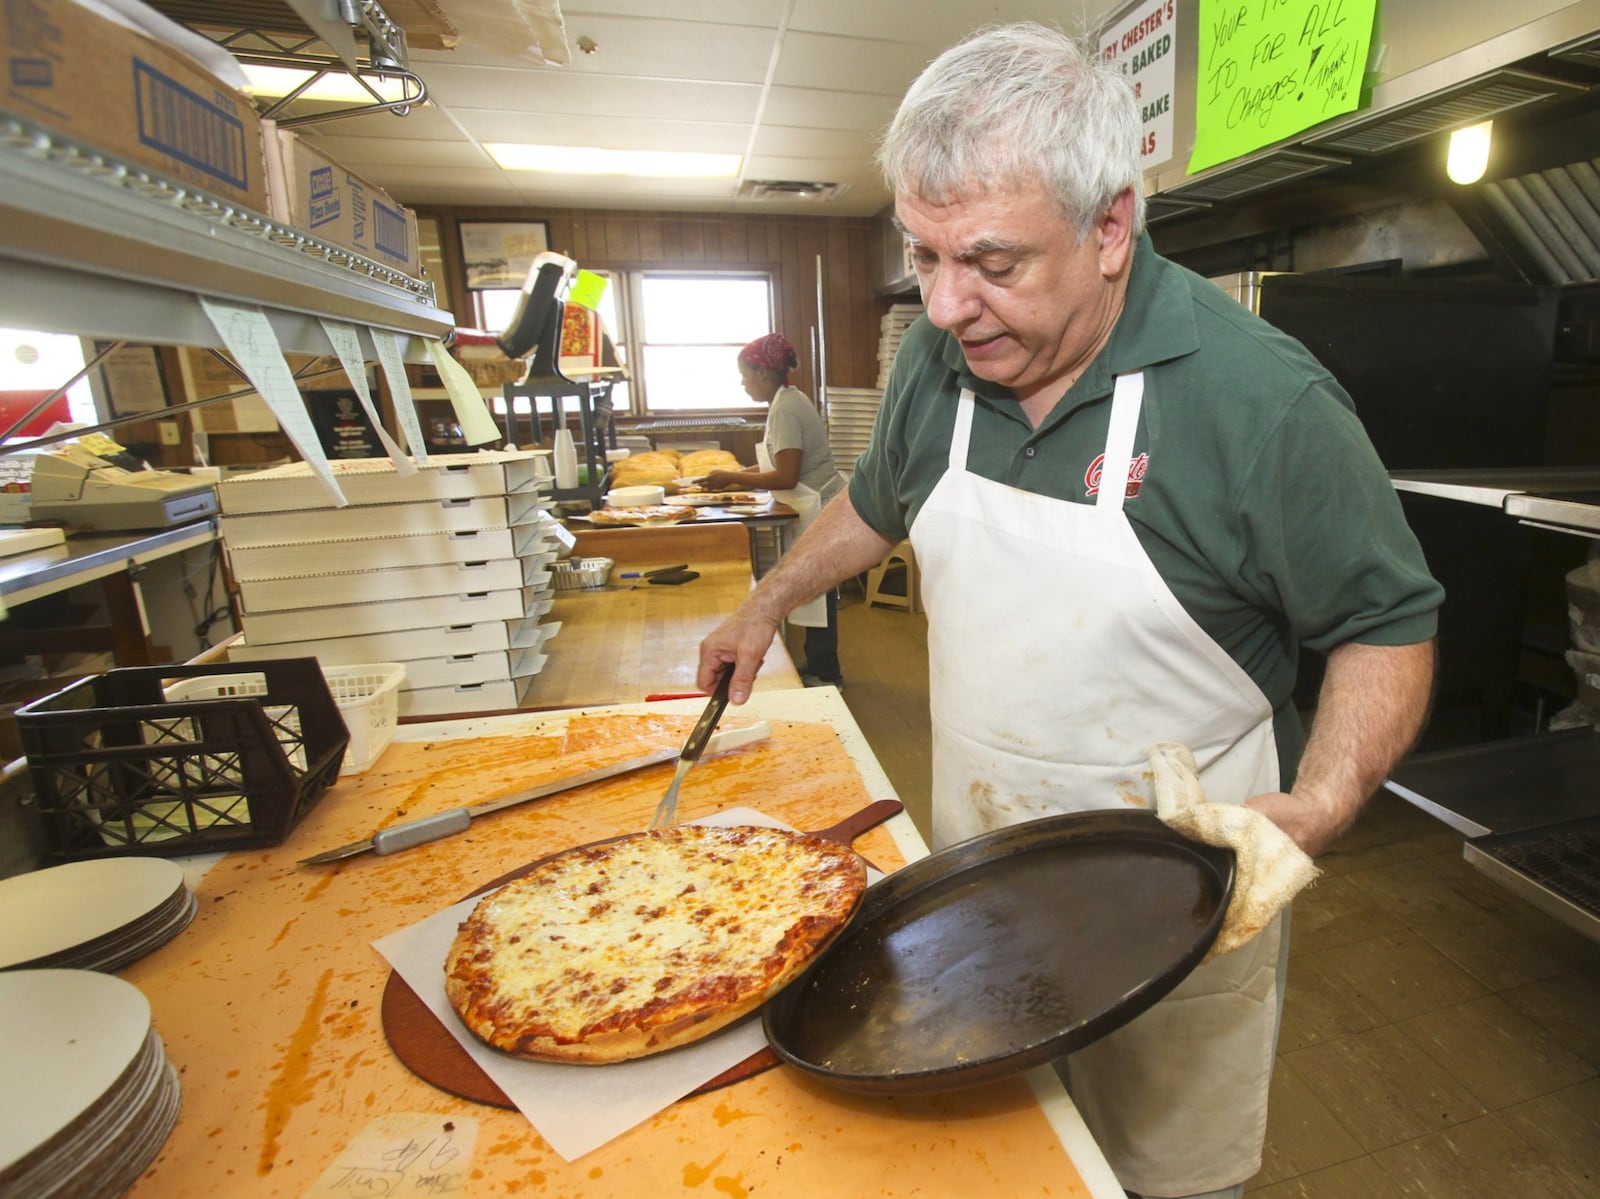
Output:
[699, 608, 783, 703]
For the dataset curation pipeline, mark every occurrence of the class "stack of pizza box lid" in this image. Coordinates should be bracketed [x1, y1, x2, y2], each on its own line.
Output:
[824, 388, 881, 478]
[218, 450, 564, 717]
[821, 303, 923, 480]
[876, 303, 923, 388]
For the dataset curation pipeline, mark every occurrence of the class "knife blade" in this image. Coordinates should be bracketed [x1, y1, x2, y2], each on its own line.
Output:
[649, 666, 733, 830]
[297, 720, 771, 865]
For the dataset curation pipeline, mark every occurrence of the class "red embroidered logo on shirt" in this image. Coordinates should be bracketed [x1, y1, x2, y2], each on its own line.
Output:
[1084, 452, 1149, 499]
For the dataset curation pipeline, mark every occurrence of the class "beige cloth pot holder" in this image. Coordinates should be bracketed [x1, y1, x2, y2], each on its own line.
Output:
[1149, 742, 1320, 959]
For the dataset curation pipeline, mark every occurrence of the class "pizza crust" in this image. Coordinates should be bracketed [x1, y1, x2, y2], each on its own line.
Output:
[444, 825, 866, 1064]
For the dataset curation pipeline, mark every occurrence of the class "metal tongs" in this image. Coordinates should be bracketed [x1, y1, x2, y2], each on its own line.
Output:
[649, 667, 733, 829]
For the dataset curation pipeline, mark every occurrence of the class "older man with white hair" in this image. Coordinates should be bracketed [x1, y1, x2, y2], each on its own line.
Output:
[700, 22, 1441, 1198]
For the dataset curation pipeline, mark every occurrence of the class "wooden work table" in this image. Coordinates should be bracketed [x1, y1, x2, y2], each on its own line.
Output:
[122, 689, 1122, 1198]
[519, 521, 799, 709]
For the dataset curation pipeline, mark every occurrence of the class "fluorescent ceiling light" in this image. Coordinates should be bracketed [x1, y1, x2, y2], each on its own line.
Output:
[486, 143, 741, 178]
[241, 64, 414, 104]
[1446, 120, 1493, 185]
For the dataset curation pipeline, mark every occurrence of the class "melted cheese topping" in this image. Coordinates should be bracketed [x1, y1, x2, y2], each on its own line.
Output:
[448, 825, 863, 1050]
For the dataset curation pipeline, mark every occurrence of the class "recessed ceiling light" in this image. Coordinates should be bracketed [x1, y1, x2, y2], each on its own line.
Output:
[486, 143, 741, 178]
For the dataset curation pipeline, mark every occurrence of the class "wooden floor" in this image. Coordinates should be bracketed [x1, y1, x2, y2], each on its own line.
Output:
[829, 591, 1600, 1198]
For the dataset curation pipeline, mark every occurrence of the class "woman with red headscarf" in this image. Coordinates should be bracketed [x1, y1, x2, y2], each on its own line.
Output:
[700, 332, 846, 687]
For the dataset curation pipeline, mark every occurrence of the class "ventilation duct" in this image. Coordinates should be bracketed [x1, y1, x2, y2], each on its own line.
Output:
[1163, 148, 1349, 204]
[1303, 69, 1588, 156]
[738, 180, 847, 202]
[1475, 159, 1600, 285]
[1144, 195, 1213, 225]
[1549, 30, 1600, 72]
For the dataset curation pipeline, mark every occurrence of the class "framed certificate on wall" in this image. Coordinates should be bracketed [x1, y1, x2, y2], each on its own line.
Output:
[459, 221, 552, 289]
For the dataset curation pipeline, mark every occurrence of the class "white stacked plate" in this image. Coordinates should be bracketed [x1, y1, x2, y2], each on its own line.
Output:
[0, 858, 197, 974]
[0, 970, 181, 1198]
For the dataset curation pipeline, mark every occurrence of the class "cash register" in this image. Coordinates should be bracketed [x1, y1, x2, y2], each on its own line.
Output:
[27, 440, 219, 531]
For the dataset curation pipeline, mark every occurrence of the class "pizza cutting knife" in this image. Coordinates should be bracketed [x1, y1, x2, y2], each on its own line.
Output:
[649, 666, 733, 829]
[298, 719, 769, 865]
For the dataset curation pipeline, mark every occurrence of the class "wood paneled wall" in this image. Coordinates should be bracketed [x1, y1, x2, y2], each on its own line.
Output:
[421, 206, 891, 401]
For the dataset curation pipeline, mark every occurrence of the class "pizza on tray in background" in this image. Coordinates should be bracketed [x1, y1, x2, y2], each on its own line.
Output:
[585, 505, 697, 527]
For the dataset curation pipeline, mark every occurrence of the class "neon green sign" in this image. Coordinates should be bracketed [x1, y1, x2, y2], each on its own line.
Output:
[1189, 0, 1377, 172]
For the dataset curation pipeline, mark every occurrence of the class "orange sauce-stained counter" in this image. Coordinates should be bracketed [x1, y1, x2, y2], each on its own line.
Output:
[120, 697, 1108, 1198]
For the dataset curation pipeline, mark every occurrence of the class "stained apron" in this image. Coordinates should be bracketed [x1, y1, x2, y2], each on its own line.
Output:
[909, 377, 1286, 1196]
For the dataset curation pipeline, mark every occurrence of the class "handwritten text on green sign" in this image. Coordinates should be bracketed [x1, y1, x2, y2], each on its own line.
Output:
[1188, 0, 1375, 173]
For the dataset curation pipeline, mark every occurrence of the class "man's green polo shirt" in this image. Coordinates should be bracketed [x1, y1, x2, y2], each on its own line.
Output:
[849, 234, 1442, 781]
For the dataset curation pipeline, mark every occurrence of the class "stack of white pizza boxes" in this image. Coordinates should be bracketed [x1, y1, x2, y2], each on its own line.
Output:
[218, 451, 564, 717]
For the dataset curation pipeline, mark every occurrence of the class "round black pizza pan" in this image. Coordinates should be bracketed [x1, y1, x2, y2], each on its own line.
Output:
[761, 808, 1235, 1095]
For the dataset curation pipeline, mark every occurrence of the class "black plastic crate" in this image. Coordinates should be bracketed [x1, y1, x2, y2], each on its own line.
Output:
[16, 659, 349, 860]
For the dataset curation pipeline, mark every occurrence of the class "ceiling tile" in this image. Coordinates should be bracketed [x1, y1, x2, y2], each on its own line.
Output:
[292, 105, 466, 142]
[787, 0, 1110, 44]
[772, 31, 946, 96]
[419, 61, 762, 122]
[759, 86, 899, 133]
[560, 0, 787, 25]
[352, 164, 514, 189]
[416, 14, 775, 83]
[749, 125, 879, 160]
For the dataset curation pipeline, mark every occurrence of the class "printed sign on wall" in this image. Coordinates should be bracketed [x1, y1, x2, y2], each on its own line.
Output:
[1100, 0, 1179, 169]
[1189, 0, 1377, 173]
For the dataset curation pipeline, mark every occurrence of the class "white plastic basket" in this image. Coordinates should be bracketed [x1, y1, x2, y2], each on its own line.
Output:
[164, 662, 407, 778]
[319, 663, 406, 775]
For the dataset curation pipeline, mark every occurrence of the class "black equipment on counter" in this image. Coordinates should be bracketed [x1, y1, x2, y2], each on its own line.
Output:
[495, 252, 577, 361]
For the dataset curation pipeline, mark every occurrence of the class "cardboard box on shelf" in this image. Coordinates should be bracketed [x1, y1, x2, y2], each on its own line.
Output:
[267, 129, 422, 277]
[0, 0, 269, 213]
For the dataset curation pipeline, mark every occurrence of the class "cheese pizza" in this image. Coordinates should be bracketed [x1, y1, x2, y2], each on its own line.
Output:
[444, 824, 867, 1064]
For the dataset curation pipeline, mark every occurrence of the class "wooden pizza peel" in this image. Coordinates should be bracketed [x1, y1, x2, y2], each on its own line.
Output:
[379, 798, 904, 1106]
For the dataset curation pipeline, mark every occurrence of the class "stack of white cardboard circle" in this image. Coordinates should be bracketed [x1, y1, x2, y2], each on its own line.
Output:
[0, 857, 196, 973]
[0, 969, 181, 1197]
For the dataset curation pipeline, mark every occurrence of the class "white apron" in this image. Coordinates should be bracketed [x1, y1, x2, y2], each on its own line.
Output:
[757, 441, 827, 628]
[911, 377, 1287, 1196]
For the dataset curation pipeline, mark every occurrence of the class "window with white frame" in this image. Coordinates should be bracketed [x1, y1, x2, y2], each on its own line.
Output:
[470, 269, 775, 416]
[0, 329, 100, 432]
[630, 272, 772, 413]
